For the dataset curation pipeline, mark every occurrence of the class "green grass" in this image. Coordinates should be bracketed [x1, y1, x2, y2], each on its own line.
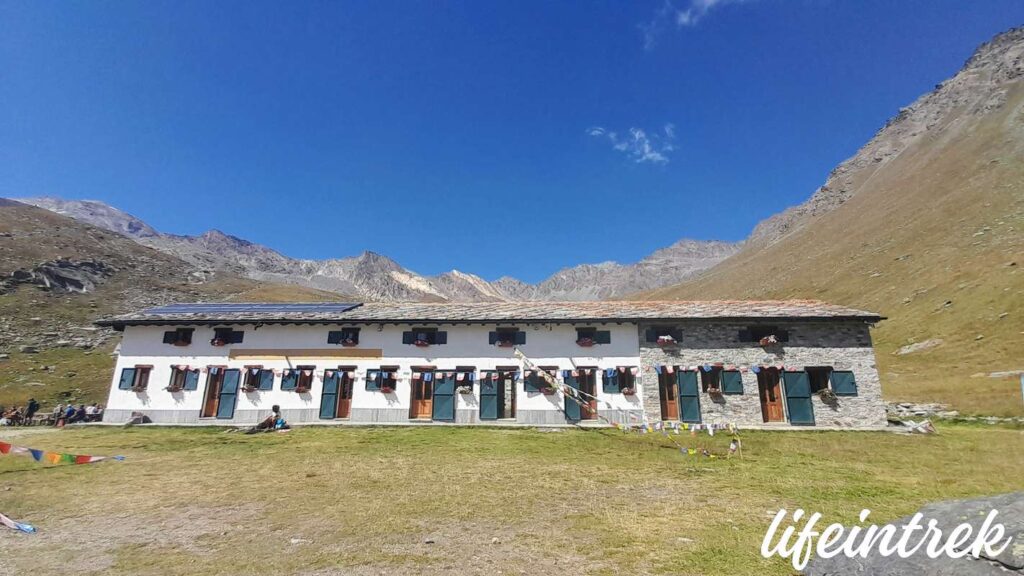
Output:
[0, 424, 1021, 575]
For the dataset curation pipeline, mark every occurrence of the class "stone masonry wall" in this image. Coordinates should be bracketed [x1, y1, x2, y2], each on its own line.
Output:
[638, 321, 887, 429]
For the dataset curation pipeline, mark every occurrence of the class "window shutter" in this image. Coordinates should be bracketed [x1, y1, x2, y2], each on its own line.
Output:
[595, 330, 611, 344]
[524, 374, 540, 392]
[259, 370, 275, 391]
[327, 331, 343, 344]
[162, 331, 176, 344]
[216, 370, 240, 419]
[281, 371, 298, 391]
[184, 370, 200, 391]
[782, 371, 815, 425]
[118, 368, 136, 390]
[602, 370, 619, 393]
[671, 329, 684, 341]
[737, 329, 752, 342]
[776, 330, 789, 342]
[515, 331, 526, 345]
[230, 330, 244, 344]
[721, 371, 743, 394]
[434, 331, 447, 345]
[645, 328, 657, 342]
[830, 371, 858, 395]
[402, 331, 415, 344]
[488, 331, 499, 345]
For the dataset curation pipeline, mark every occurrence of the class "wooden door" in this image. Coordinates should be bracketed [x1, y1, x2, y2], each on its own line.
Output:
[202, 369, 224, 418]
[659, 372, 678, 420]
[758, 368, 785, 422]
[578, 370, 597, 420]
[337, 372, 353, 419]
[410, 372, 433, 419]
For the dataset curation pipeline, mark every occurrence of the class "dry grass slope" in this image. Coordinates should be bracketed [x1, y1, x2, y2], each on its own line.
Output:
[645, 87, 1024, 416]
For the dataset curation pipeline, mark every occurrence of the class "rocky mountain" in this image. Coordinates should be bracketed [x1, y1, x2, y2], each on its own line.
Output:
[16, 197, 740, 302]
[645, 27, 1024, 416]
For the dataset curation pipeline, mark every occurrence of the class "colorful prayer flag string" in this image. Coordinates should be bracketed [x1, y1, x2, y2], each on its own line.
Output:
[0, 441, 123, 466]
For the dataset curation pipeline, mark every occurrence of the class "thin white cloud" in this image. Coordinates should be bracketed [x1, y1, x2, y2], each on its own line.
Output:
[640, 0, 746, 48]
[588, 124, 676, 165]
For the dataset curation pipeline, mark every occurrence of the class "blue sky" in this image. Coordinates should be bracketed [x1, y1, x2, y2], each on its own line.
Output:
[2, 1, 1021, 283]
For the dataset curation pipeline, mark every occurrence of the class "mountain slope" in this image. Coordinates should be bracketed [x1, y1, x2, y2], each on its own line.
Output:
[17, 197, 740, 302]
[645, 28, 1024, 416]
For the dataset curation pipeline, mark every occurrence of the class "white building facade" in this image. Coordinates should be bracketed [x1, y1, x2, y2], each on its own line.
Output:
[98, 301, 887, 429]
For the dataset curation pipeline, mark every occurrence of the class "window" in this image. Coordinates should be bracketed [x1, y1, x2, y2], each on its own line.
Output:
[644, 327, 683, 343]
[281, 366, 315, 391]
[806, 367, 833, 393]
[525, 366, 558, 392]
[488, 328, 526, 347]
[162, 328, 194, 346]
[830, 371, 858, 396]
[327, 328, 360, 345]
[700, 367, 723, 393]
[243, 366, 275, 391]
[603, 367, 637, 393]
[737, 326, 789, 343]
[402, 328, 447, 346]
[367, 366, 399, 391]
[212, 327, 244, 345]
[454, 366, 476, 389]
[575, 327, 611, 346]
[118, 365, 152, 391]
[168, 366, 200, 391]
[721, 370, 743, 394]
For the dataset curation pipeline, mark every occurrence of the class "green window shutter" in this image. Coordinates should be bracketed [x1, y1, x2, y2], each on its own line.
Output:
[644, 328, 657, 342]
[602, 370, 619, 393]
[162, 331, 176, 344]
[594, 330, 611, 344]
[524, 373, 540, 392]
[258, 369, 275, 390]
[677, 371, 701, 423]
[434, 331, 448, 345]
[515, 331, 526, 345]
[230, 331, 244, 344]
[402, 331, 415, 344]
[432, 373, 456, 421]
[721, 371, 743, 394]
[183, 370, 200, 391]
[479, 377, 498, 420]
[563, 373, 581, 422]
[216, 370, 240, 419]
[327, 331, 343, 344]
[118, 368, 136, 390]
[320, 372, 340, 419]
[365, 371, 381, 391]
[488, 331, 499, 345]
[830, 371, 858, 396]
[783, 371, 815, 425]
[281, 371, 298, 391]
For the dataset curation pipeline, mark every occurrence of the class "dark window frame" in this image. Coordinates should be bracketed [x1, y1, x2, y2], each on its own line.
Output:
[162, 327, 194, 346]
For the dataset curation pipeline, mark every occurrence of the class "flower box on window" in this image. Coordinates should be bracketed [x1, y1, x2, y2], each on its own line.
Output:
[131, 385, 147, 393]
[242, 385, 259, 393]
[656, 335, 677, 347]
[413, 339, 431, 348]
[759, 335, 779, 347]
[380, 386, 395, 394]
[495, 340, 514, 348]
[576, 337, 595, 348]
[540, 386, 558, 395]
[621, 387, 637, 396]
[456, 385, 473, 395]
[817, 388, 838, 403]
[210, 338, 226, 347]
[342, 338, 358, 347]
[166, 384, 183, 393]
[707, 386, 723, 396]
[295, 386, 311, 394]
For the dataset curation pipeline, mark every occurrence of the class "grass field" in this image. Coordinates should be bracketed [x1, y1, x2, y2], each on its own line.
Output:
[1, 423, 1022, 575]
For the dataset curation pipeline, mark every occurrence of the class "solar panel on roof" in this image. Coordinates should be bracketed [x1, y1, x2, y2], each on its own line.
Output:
[144, 302, 362, 315]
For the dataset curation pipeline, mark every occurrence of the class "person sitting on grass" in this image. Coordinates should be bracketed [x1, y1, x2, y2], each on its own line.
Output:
[247, 405, 289, 433]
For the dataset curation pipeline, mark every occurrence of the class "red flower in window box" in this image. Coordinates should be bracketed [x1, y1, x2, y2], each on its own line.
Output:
[294, 386, 311, 394]
[210, 338, 226, 347]
[380, 386, 394, 394]
[707, 386, 723, 396]
[496, 340, 514, 348]
[621, 387, 637, 396]
[759, 335, 779, 347]
[172, 341, 190, 347]
[242, 385, 259, 393]
[166, 384, 183, 393]
[130, 385, 147, 393]
[656, 335, 677, 347]
[341, 338, 358, 347]
[413, 339, 431, 348]
[576, 337, 595, 348]
[540, 386, 558, 395]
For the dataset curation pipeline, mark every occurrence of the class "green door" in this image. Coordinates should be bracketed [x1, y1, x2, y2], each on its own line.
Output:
[432, 373, 456, 421]
[677, 371, 701, 423]
[783, 371, 815, 425]
[216, 369, 240, 419]
[479, 375, 498, 420]
[563, 372, 581, 422]
[320, 371, 339, 419]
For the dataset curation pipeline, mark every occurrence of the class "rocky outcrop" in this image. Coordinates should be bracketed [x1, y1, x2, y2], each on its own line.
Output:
[1, 259, 114, 294]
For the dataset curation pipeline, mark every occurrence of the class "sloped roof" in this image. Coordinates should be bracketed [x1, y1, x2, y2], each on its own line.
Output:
[96, 300, 883, 328]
